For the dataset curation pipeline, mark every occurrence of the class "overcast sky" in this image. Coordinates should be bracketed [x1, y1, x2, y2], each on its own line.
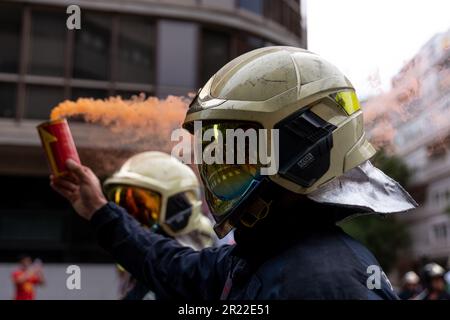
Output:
[306, 0, 450, 99]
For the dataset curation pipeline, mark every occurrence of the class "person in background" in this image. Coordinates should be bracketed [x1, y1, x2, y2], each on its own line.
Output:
[103, 151, 216, 299]
[11, 255, 45, 300]
[398, 271, 421, 300]
[445, 256, 450, 293]
[416, 262, 450, 300]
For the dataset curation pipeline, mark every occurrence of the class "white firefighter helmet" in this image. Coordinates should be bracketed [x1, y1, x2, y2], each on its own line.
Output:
[103, 151, 214, 247]
[183, 46, 416, 237]
[403, 271, 420, 285]
[423, 262, 445, 279]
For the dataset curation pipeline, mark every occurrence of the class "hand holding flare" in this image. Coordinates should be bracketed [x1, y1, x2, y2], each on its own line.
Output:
[50, 159, 107, 220]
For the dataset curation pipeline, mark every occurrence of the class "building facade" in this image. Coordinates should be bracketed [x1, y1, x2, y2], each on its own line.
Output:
[0, 0, 306, 264]
[364, 29, 450, 262]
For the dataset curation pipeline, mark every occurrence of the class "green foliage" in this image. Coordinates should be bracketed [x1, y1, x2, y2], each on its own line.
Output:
[371, 148, 411, 187]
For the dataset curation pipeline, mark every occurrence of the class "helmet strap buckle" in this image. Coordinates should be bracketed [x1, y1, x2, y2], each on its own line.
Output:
[239, 196, 272, 228]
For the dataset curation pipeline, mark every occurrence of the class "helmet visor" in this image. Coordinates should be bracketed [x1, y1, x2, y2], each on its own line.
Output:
[106, 185, 161, 228]
[198, 122, 263, 218]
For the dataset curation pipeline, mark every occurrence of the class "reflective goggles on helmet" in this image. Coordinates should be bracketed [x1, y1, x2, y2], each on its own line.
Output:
[106, 185, 161, 228]
[198, 122, 264, 222]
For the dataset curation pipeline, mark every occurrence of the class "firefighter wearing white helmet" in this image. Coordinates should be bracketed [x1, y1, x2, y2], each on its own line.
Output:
[403, 271, 420, 285]
[399, 271, 421, 300]
[415, 263, 450, 300]
[103, 151, 216, 300]
[104, 151, 214, 250]
[52, 46, 417, 300]
[183, 46, 416, 237]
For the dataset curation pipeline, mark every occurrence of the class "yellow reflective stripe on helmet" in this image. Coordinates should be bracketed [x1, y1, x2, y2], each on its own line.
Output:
[114, 187, 122, 204]
[334, 91, 361, 115]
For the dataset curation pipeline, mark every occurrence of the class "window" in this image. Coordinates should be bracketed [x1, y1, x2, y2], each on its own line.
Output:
[24, 85, 64, 119]
[0, 175, 110, 263]
[433, 222, 448, 241]
[73, 12, 111, 80]
[428, 141, 448, 159]
[0, 211, 64, 241]
[115, 90, 151, 99]
[28, 9, 66, 76]
[0, 83, 17, 118]
[237, 35, 265, 55]
[0, 3, 22, 73]
[433, 192, 440, 204]
[0, 5, 155, 121]
[265, 0, 282, 24]
[239, 0, 264, 15]
[71, 88, 108, 101]
[117, 16, 155, 84]
[201, 30, 230, 85]
[290, 8, 300, 36]
[262, 0, 302, 37]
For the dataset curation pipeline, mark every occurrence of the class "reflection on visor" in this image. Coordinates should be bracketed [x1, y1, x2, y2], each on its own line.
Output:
[202, 164, 259, 200]
[199, 122, 263, 217]
[204, 174, 261, 222]
[106, 185, 161, 228]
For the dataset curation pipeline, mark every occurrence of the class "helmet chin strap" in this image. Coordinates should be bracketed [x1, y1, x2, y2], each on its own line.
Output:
[239, 196, 272, 228]
[236, 178, 280, 230]
[212, 178, 283, 238]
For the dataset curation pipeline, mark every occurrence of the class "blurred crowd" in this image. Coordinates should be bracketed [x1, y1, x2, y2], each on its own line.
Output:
[398, 261, 450, 300]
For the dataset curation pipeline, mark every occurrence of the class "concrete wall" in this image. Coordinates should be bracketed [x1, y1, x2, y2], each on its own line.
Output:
[0, 263, 119, 300]
[201, 0, 235, 11]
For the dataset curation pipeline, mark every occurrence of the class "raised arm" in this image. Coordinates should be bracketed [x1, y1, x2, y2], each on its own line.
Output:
[51, 159, 231, 300]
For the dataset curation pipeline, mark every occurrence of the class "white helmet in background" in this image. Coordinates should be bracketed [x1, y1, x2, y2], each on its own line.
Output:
[403, 271, 420, 285]
[104, 151, 214, 249]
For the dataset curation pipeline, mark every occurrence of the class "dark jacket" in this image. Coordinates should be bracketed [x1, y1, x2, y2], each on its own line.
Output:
[91, 202, 398, 300]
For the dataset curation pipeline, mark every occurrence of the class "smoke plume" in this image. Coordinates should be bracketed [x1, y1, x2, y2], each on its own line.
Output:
[50, 93, 191, 175]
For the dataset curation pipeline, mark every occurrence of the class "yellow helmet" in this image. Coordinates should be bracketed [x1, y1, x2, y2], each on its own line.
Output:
[183, 46, 376, 237]
[103, 151, 214, 244]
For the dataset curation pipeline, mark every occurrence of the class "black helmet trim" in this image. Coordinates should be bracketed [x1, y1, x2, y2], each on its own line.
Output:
[164, 192, 193, 234]
[275, 108, 336, 188]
